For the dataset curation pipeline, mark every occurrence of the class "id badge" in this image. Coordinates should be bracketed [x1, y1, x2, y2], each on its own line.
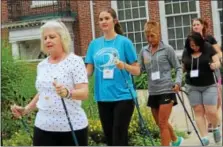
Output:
[103, 69, 114, 79]
[190, 70, 199, 78]
[151, 71, 160, 81]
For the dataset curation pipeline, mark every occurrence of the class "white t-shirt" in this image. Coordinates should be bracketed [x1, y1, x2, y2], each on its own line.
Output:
[34, 53, 88, 132]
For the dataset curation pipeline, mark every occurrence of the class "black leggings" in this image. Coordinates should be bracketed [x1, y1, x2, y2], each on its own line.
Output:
[98, 99, 135, 146]
[33, 126, 88, 146]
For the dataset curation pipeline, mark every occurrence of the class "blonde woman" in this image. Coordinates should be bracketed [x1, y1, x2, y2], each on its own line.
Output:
[11, 21, 89, 146]
[139, 21, 183, 146]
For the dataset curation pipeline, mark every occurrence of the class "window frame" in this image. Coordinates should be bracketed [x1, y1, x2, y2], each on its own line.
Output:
[111, 1, 149, 53]
[159, 1, 200, 57]
[31, 0, 57, 8]
[211, 1, 222, 46]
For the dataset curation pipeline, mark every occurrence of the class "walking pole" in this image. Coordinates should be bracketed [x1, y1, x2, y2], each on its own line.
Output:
[180, 90, 192, 135]
[179, 89, 195, 121]
[19, 117, 33, 140]
[11, 104, 33, 140]
[54, 78, 79, 146]
[176, 92, 204, 146]
[114, 58, 155, 146]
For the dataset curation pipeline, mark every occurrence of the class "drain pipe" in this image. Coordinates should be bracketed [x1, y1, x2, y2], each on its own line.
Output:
[90, 0, 95, 39]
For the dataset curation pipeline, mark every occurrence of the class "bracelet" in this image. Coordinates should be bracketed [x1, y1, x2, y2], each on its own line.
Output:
[64, 87, 72, 99]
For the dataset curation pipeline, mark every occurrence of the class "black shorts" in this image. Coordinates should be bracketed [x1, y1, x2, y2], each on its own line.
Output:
[147, 93, 177, 108]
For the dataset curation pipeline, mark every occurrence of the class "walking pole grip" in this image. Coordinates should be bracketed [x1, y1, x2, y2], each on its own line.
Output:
[54, 78, 79, 146]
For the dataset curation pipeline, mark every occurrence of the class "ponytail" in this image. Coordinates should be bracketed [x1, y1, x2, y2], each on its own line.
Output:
[114, 22, 124, 35]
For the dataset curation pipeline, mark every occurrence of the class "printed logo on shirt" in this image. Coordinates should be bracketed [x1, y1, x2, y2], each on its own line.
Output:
[94, 47, 120, 72]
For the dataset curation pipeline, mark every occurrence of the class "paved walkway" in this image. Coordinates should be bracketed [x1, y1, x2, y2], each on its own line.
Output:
[137, 89, 222, 146]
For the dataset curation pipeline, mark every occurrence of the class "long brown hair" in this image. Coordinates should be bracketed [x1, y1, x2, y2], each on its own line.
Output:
[192, 18, 208, 37]
[99, 7, 124, 35]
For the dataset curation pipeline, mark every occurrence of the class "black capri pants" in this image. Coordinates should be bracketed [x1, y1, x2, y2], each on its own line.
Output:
[33, 126, 88, 146]
[98, 99, 135, 146]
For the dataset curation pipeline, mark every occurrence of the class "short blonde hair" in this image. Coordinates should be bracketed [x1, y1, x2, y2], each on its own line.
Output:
[40, 20, 71, 54]
[144, 21, 160, 36]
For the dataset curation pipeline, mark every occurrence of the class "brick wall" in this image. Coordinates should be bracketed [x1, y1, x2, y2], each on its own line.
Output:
[199, 0, 214, 35]
[74, 1, 92, 56]
[93, 0, 111, 38]
[2, 0, 8, 23]
[1, 1, 9, 41]
[148, 0, 160, 22]
[1, 29, 9, 41]
[1, 0, 216, 56]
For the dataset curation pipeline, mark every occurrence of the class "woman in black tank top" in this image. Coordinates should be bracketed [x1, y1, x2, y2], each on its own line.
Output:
[192, 18, 222, 132]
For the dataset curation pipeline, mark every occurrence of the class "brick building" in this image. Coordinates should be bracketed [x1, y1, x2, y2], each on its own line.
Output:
[1, 0, 223, 61]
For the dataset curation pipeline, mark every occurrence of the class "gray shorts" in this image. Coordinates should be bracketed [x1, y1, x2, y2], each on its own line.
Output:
[185, 84, 218, 106]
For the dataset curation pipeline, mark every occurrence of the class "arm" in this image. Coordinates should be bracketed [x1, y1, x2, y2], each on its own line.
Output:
[116, 61, 140, 76]
[86, 64, 94, 77]
[124, 62, 140, 76]
[117, 38, 140, 76]
[11, 94, 39, 118]
[54, 56, 89, 100]
[70, 83, 88, 100]
[138, 49, 146, 74]
[182, 63, 186, 73]
[212, 44, 222, 59]
[24, 94, 39, 114]
[167, 47, 183, 86]
[210, 54, 221, 70]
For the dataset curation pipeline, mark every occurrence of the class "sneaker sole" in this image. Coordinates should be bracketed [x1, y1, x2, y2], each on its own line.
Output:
[179, 137, 184, 146]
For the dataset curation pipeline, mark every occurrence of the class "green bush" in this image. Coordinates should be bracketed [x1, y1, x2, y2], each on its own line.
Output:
[134, 73, 148, 89]
[82, 76, 99, 120]
[1, 42, 37, 139]
[3, 129, 33, 146]
[87, 106, 161, 146]
[134, 68, 186, 90]
[171, 69, 186, 86]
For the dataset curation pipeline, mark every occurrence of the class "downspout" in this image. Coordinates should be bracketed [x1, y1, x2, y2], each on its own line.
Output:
[90, 0, 95, 39]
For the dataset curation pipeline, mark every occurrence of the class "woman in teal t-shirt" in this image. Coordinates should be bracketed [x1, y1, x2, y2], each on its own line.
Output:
[85, 8, 140, 146]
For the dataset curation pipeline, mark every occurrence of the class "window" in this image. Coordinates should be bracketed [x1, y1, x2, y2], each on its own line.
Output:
[211, 1, 223, 46]
[159, 0, 199, 55]
[19, 40, 47, 61]
[165, 0, 198, 51]
[112, 1, 149, 53]
[31, 1, 57, 8]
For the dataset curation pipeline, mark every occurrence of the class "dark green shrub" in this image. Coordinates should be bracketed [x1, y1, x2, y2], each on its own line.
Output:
[1, 42, 37, 139]
[3, 129, 33, 146]
[133, 73, 148, 89]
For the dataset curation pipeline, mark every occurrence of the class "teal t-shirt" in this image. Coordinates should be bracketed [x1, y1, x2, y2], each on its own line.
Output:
[85, 34, 137, 102]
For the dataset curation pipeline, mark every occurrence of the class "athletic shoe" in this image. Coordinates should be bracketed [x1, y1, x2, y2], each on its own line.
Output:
[213, 128, 221, 143]
[201, 138, 210, 146]
[171, 136, 184, 146]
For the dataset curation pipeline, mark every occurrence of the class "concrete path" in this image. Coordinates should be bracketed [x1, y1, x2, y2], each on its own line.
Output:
[137, 89, 222, 146]
[170, 90, 222, 146]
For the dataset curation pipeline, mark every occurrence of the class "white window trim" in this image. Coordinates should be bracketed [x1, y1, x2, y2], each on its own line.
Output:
[211, 1, 222, 45]
[159, 1, 200, 57]
[111, 1, 149, 52]
[111, 1, 149, 20]
[31, 1, 57, 8]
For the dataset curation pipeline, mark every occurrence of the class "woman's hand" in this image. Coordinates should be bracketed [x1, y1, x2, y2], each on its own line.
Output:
[11, 104, 29, 119]
[53, 81, 69, 98]
[114, 59, 125, 69]
[210, 62, 218, 70]
[172, 84, 180, 93]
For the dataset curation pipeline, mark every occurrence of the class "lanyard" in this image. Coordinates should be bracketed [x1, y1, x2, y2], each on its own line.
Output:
[102, 35, 117, 48]
[149, 46, 160, 72]
[191, 56, 199, 70]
